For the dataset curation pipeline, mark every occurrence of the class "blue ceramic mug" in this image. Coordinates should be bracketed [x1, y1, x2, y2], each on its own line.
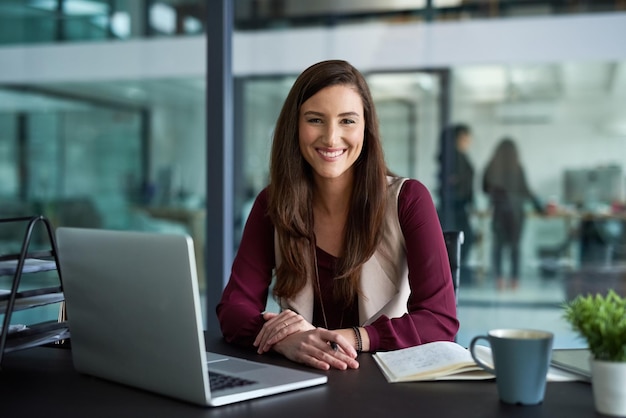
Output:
[469, 329, 554, 405]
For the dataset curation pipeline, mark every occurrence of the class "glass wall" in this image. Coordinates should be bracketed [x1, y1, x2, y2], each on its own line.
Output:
[0, 0, 206, 45]
[0, 81, 207, 292]
[0, 93, 142, 227]
[0, 92, 143, 327]
[236, 60, 626, 347]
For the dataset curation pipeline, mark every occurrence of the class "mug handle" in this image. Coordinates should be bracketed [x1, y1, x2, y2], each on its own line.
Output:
[469, 335, 496, 375]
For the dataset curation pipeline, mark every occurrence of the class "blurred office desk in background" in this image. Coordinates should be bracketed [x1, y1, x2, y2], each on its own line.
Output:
[576, 211, 626, 268]
[473, 207, 626, 281]
[141, 206, 206, 289]
[552, 210, 626, 298]
[565, 264, 626, 299]
[541, 209, 626, 260]
[0, 335, 595, 418]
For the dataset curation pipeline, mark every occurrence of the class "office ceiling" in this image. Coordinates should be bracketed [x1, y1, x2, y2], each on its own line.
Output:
[454, 62, 626, 103]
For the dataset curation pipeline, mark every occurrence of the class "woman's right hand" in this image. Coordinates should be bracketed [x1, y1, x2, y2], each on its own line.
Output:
[271, 328, 359, 371]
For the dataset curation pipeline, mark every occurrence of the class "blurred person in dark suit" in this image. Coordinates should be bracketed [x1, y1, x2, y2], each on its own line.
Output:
[437, 123, 475, 285]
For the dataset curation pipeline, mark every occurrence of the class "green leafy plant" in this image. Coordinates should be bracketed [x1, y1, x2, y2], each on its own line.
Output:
[563, 290, 626, 362]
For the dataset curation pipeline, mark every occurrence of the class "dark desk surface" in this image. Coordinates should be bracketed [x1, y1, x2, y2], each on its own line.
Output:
[0, 335, 598, 418]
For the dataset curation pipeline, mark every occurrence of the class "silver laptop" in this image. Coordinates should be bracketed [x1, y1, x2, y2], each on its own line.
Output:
[56, 227, 327, 407]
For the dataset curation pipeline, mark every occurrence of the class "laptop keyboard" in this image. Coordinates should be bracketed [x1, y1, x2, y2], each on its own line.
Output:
[209, 371, 257, 392]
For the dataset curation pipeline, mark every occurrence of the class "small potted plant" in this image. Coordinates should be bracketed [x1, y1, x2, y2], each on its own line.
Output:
[563, 289, 626, 416]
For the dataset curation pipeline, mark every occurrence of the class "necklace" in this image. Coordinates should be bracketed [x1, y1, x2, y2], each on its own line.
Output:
[311, 243, 344, 330]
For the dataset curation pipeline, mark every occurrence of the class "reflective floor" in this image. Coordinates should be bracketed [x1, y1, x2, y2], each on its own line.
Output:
[456, 273, 584, 349]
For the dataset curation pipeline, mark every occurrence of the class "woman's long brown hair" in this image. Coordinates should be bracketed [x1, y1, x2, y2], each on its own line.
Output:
[268, 60, 389, 306]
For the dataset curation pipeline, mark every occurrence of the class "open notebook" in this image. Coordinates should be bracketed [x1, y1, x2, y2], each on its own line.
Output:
[56, 227, 326, 407]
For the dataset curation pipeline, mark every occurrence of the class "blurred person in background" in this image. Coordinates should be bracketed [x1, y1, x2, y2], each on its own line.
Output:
[437, 123, 475, 285]
[483, 138, 545, 290]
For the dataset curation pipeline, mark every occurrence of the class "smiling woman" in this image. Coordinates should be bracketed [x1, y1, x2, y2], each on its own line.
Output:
[217, 59, 459, 372]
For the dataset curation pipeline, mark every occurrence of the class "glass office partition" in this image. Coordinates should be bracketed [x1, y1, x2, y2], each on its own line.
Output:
[56, 110, 143, 229]
[368, 72, 442, 184]
[450, 61, 626, 279]
[0, 0, 111, 44]
[0, 114, 18, 196]
[0, 106, 143, 229]
[0, 79, 208, 279]
[376, 99, 416, 178]
[448, 60, 626, 347]
[236, 60, 626, 348]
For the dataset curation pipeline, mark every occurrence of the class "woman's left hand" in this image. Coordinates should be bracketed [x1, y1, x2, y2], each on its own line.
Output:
[253, 310, 314, 354]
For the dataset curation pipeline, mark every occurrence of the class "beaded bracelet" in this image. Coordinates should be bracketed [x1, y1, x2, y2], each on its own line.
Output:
[352, 326, 363, 353]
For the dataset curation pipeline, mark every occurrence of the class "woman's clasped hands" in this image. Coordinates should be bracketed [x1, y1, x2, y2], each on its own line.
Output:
[253, 310, 359, 371]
